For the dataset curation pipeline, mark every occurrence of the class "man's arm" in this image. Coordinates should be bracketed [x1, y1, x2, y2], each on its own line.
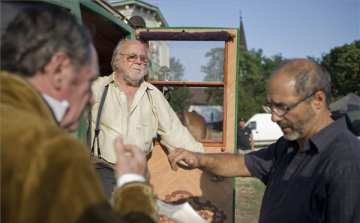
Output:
[249, 133, 255, 151]
[152, 87, 204, 153]
[160, 140, 252, 177]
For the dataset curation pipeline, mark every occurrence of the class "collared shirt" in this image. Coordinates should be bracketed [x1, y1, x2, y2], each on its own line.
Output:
[245, 117, 360, 223]
[42, 94, 69, 122]
[89, 73, 203, 164]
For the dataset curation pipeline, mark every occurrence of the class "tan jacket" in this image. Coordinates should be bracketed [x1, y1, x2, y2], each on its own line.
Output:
[89, 73, 204, 164]
[0, 71, 158, 223]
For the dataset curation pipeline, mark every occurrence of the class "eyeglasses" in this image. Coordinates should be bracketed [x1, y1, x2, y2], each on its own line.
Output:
[120, 53, 150, 65]
[262, 92, 317, 117]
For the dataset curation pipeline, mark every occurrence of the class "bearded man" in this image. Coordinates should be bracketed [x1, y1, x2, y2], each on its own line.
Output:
[161, 59, 360, 223]
[89, 39, 203, 198]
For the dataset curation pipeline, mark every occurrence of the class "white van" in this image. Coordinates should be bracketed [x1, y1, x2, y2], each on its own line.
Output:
[246, 113, 283, 147]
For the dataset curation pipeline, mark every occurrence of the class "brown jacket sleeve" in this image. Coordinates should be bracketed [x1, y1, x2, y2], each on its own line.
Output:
[43, 135, 158, 223]
[76, 183, 158, 223]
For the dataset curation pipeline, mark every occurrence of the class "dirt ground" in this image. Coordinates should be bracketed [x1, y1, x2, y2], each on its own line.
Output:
[234, 177, 265, 223]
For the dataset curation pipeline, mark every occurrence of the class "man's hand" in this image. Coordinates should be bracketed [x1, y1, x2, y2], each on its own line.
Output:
[160, 140, 201, 171]
[113, 137, 146, 179]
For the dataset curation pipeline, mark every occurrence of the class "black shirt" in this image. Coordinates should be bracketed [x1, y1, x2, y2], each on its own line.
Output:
[245, 117, 360, 223]
[237, 126, 252, 150]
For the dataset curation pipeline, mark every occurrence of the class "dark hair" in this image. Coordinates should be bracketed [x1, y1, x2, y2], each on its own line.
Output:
[238, 117, 245, 122]
[273, 59, 332, 107]
[1, 6, 93, 76]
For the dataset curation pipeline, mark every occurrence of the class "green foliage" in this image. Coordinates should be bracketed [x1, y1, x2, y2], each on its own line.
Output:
[204, 87, 223, 106]
[321, 40, 360, 100]
[238, 46, 284, 119]
[169, 57, 185, 81]
[200, 41, 360, 121]
[201, 48, 225, 105]
[170, 87, 193, 111]
[199, 46, 285, 118]
[201, 48, 225, 82]
[169, 57, 193, 111]
[306, 56, 322, 64]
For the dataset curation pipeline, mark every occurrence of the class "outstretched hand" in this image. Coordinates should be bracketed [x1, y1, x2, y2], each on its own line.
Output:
[113, 137, 146, 179]
[160, 140, 200, 171]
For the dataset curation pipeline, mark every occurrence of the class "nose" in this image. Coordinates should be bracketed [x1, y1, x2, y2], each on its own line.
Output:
[134, 55, 141, 64]
[271, 112, 283, 123]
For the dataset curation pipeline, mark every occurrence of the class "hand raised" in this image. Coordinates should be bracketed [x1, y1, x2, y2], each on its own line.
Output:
[113, 137, 146, 179]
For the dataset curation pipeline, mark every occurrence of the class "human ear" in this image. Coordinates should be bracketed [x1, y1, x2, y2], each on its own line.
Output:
[114, 61, 120, 72]
[313, 91, 326, 109]
[46, 52, 70, 90]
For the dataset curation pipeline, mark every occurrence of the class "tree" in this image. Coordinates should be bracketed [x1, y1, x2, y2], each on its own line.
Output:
[201, 48, 225, 105]
[238, 46, 284, 119]
[170, 87, 193, 111]
[201, 48, 225, 82]
[170, 57, 185, 81]
[321, 40, 360, 100]
[169, 57, 193, 111]
[199, 46, 284, 118]
[306, 56, 322, 64]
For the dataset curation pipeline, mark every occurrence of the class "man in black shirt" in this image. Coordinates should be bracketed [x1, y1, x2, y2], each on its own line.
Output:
[161, 59, 360, 223]
[237, 117, 254, 154]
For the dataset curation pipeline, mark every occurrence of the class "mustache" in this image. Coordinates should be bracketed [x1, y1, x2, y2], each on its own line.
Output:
[277, 121, 292, 128]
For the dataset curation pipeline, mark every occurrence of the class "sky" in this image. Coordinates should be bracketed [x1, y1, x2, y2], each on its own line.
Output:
[137, 0, 359, 60]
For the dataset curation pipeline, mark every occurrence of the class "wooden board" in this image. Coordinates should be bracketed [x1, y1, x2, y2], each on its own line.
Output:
[148, 146, 234, 223]
[143, 28, 239, 223]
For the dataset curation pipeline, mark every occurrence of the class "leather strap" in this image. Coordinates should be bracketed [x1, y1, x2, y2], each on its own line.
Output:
[91, 84, 109, 158]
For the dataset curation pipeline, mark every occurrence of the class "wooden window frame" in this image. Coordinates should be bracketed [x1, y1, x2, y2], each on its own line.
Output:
[143, 41, 231, 147]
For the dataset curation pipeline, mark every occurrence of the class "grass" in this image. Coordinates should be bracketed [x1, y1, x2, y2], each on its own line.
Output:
[234, 177, 265, 223]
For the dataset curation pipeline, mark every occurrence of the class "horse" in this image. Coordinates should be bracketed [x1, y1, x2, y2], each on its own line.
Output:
[176, 111, 225, 181]
[175, 111, 211, 140]
[157, 86, 211, 140]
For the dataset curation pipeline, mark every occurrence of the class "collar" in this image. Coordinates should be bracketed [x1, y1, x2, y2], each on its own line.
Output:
[104, 72, 115, 86]
[1, 71, 57, 126]
[306, 117, 348, 153]
[41, 94, 69, 123]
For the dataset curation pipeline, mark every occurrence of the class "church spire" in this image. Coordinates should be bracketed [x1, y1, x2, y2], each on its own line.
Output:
[239, 11, 247, 51]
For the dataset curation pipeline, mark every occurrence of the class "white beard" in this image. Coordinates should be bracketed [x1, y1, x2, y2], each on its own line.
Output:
[280, 105, 316, 141]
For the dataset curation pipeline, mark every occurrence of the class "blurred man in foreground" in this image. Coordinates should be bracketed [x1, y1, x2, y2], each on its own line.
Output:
[1, 6, 157, 223]
[162, 59, 360, 223]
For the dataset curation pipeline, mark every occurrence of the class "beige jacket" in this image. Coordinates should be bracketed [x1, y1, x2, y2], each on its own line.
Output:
[89, 73, 203, 164]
